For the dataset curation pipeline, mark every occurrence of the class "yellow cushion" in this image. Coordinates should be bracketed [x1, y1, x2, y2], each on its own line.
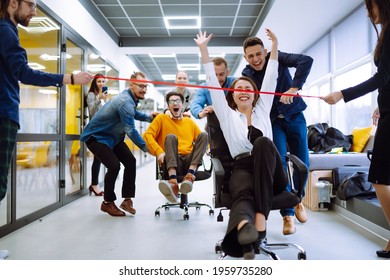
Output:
[351, 127, 372, 152]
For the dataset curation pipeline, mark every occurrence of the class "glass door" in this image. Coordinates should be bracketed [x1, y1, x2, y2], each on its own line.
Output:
[63, 35, 87, 203]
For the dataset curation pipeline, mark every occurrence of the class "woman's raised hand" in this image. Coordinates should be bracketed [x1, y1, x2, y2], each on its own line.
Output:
[194, 31, 213, 48]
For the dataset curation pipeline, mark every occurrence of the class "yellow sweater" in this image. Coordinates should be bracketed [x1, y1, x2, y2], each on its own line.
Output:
[143, 114, 201, 157]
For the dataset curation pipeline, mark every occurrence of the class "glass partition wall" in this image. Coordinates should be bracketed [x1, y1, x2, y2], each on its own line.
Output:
[0, 6, 117, 237]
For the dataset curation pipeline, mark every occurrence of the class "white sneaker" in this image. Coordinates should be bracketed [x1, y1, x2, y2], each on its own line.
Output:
[158, 180, 178, 203]
[0, 250, 9, 260]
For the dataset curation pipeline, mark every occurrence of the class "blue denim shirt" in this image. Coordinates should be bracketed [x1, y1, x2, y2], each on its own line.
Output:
[0, 18, 63, 125]
[190, 76, 235, 119]
[80, 89, 152, 151]
[242, 51, 313, 122]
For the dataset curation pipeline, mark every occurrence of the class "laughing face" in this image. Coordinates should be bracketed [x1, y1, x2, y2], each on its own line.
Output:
[244, 44, 267, 71]
[232, 79, 255, 110]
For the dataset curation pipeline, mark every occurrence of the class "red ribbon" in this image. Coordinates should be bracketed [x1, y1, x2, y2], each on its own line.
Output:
[97, 75, 319, 98]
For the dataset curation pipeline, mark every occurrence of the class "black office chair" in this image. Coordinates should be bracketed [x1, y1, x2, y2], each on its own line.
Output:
[154, 160, 214, 220]
[207, 113, 308, 260]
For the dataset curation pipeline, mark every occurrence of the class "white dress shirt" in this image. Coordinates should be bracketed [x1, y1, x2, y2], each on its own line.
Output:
[204, 59, 278, 159]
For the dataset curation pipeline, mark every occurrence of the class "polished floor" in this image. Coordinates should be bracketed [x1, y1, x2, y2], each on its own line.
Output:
[0, 159, 389, 260]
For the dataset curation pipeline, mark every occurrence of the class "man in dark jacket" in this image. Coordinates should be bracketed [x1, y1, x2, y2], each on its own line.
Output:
[0, 0, 93, 259]
[242, 36, 313, 235]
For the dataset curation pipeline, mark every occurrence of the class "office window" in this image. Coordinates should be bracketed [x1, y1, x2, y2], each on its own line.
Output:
[334, 6, 372, 69]
[305, 81, 332, 126]
[333, 62, 373, 133]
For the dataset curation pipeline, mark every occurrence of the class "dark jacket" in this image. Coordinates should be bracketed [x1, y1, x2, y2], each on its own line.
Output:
[0, 18, 63, 125]
[242, 51, 313, 122]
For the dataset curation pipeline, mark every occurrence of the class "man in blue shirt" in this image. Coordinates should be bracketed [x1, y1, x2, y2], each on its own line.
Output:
[0, 0, 93, 260]
[242, 36, 313, 235]
[190, 57, 235, 119]
[81, 71, 157, 217]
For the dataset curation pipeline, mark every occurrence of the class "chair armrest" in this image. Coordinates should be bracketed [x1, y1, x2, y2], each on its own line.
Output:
[285, 154, 309, 198]
[211, 157, 224, 178]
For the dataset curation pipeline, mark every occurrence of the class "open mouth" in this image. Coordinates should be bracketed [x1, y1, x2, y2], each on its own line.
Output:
[239, 95, 250, 101]
[173, 108, 180, 113]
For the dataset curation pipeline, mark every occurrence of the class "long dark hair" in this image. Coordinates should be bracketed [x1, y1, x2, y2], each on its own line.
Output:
[366, 0, 390, 62]
[0, 0, 11, 19]
[225, 76, 259, 110]
[87, 73, 104, 95]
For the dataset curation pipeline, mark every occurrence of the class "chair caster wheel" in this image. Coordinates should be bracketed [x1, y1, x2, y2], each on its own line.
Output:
[196, 206, 200, 210]
[209, 209, 214, 215]
[215, 244, 222, 253]
[155, 211, 160, 217]
[298, 252, 307, 260]
[183, 214, 189, 220]
[164, 206, 169, 211]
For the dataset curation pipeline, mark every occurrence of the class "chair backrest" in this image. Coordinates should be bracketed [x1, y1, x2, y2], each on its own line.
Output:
[206, 112, 308, 210]
[207, 113, 233, 208]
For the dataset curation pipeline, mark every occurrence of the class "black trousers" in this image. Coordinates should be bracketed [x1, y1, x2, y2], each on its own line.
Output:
[91, 156, 102, 185]
[222, 136, 287, 257]
[86, 138, 136, 202]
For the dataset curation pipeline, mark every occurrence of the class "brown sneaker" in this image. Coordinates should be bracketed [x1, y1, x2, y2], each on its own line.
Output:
[283, 216, 296, 235]
[120, 198, 136, 215]
[100, 202, 125, 216]
[294, 202, 308, 223]
[180, 173, 196, 194]
[158, 179, 179, 203]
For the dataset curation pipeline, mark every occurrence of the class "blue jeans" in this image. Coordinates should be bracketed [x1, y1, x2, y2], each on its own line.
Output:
[272, 112, 309, 217]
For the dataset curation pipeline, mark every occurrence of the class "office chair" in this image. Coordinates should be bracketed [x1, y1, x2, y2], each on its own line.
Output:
[207, 113, 308, 260]
[154, 160, 214, 220]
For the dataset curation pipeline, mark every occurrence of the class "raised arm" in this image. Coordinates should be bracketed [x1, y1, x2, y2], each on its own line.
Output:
[267, 28, 278, 62]
[194, 31, 213, 64]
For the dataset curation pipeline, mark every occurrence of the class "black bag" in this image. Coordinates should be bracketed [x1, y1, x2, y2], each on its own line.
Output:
[307, 123, 353, 153]
[337, 171, 375, 200]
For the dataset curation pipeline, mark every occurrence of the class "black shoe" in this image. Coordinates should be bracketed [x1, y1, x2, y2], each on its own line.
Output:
[242, 244, 255, 260]
[237, 223, 258, 245]
[376, 249, 390, 258]
[254, 237, 266, 255]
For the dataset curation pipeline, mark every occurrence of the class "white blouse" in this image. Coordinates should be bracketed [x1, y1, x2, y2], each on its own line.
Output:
[204, 59, 278, 158]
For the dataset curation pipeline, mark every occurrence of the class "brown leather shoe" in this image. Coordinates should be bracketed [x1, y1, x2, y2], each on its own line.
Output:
[120, 199, 136, 215]
[180, 173, 196, 194]
[100, 202, 125, 216]
[294, 202, 308, 223]
[158, 179, 179, 203]
[283, 216, 296, 235]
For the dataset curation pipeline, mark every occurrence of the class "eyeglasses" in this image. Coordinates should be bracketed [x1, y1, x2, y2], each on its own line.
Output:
[168, 99, 182, 105]
[133, 83, 149, 90]
[21, 0, 37, 11]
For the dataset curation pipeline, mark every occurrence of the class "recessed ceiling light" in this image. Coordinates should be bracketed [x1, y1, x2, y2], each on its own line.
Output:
[177, 64, 200, 71]
[28, 62, 45, 70]
[89, 53, 100, 60]
[40, 54, 72, 61]
[19, 17, 60, 33]
[149, 53, 176, 58]
[198, 52, 226, 58]
[198, 74, 206, 80]
[87, 64, 112, 72]
[162, 74, 176, 81]
[164, 16, 201, 30]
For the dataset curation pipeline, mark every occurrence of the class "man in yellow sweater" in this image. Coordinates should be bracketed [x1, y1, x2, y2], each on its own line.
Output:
[143, 92, 208, 203]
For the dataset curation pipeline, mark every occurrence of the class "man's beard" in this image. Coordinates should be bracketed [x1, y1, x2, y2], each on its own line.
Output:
[135, 92, 145, 100]
[14, 8, 31, 27]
